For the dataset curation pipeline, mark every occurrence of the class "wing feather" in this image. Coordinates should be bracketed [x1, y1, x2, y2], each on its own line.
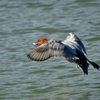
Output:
[73, 34, 87, 55]
[28, 39, 78, 61]
[63, 33, 87, 55]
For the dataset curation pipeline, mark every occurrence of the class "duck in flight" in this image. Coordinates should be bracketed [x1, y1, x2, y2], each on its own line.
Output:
[27, 33, 100, 75]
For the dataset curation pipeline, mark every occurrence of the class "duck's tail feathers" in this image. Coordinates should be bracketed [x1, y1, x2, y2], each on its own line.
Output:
[87, 59, 100, 70]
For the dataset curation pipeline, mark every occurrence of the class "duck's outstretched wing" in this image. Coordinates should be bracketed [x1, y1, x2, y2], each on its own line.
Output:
[63, 33, 87, 55]
[27, 40, 77, 61]
[72, 33, 87, 55]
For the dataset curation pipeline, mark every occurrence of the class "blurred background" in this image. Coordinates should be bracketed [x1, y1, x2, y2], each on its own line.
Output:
[0, 0, 100, 100]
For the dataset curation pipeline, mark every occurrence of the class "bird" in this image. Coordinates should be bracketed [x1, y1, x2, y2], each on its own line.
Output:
[27, 33, 100, 75]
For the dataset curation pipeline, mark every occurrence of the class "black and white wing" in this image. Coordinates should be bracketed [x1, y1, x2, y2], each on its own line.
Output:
[27, 40, 77, 61]
[63, 33, 87, 55]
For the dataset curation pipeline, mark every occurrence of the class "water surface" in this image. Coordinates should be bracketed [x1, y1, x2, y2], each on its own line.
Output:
[0, 0, 100, 100]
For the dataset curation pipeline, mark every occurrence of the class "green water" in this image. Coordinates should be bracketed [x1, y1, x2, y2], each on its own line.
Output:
[0, 0, 100, 100]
